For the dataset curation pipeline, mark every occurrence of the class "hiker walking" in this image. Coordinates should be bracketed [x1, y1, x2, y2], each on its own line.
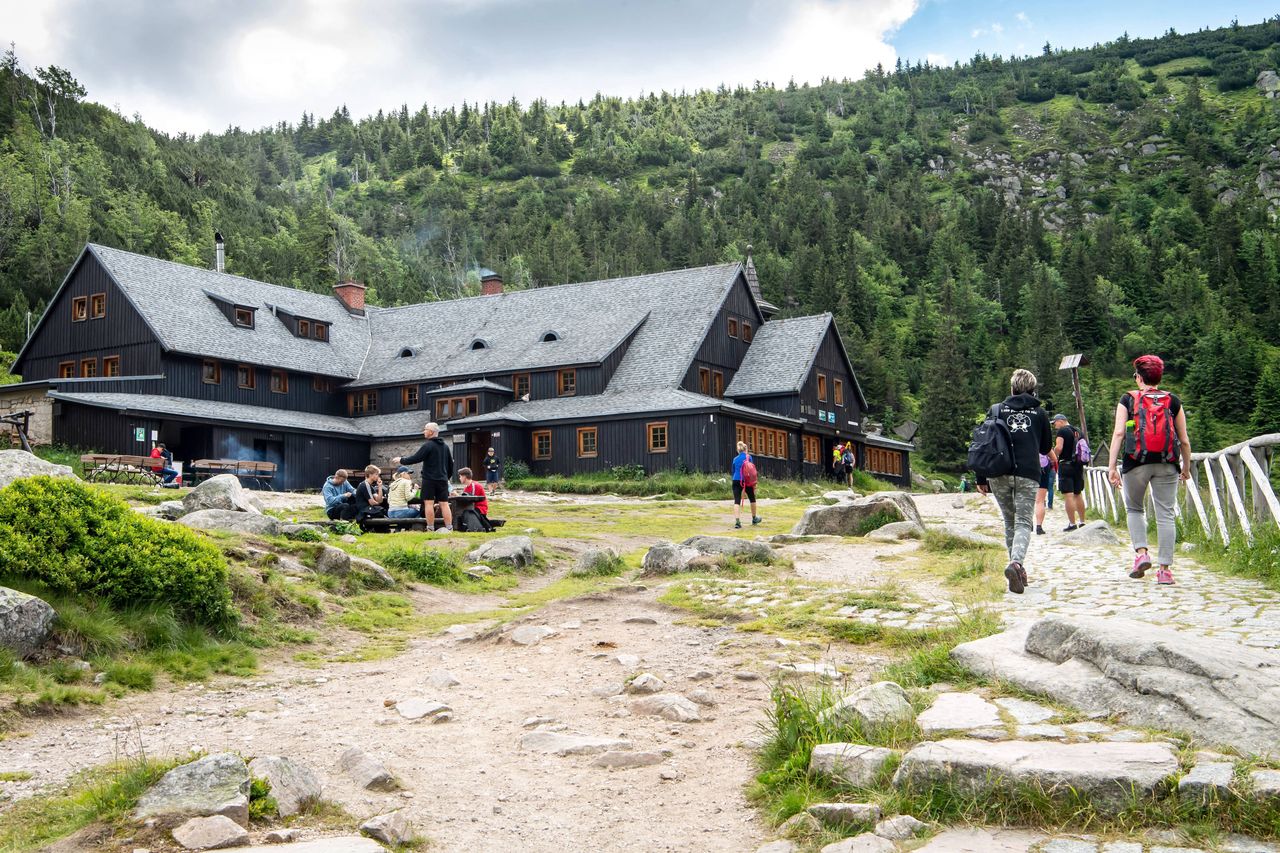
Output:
[841, 443, 857, 490]
[971, 369, 1055, 595]
[1034, 452, 1056, 536]
[731, 440, 761, 529]
[1053, 413, 1089, 531]
[1106, 355, 1192, 585]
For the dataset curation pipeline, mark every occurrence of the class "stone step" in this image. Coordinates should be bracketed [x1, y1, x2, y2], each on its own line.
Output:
[219, 838, 386, 852]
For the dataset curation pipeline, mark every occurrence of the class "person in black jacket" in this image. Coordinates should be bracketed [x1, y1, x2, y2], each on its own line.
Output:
[392, 422, 455, 531]
[975, 369, 1055, 595]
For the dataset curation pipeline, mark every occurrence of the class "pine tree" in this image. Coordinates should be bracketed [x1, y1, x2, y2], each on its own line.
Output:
[919, 323, 975, 470]
[1251, 357, 1280, 435]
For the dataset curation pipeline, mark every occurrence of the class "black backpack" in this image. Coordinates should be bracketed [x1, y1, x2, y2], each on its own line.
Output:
[967, 404, 1016, 479]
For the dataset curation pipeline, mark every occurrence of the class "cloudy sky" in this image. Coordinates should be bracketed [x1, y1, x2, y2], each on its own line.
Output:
[0, 0, 1275, 135]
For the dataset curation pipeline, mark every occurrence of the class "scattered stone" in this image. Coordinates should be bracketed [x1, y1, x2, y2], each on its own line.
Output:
[1040, 841, 1098, 853]
[1061, 520, 1121, 546]
[734, 670, 761, 682]
[520, 731, 631, 756]
[626, 673, 665, 694]
[1105, 730, 1148, 743]
[994, 697, 1056, 724]
[1221, 834, 1280, 853]
[171, 815, 249, 850]
[778, 811, 822, 838]
[1100, 842, 1143, 853]
[659, 769, 682, 781]
[893, 739, 1179, 813]
[591, 682, 625, 697]
[630, 693, 701, 722]
[952, 615, 1280, 756]
[395, 698, 451, 721]
[182, 474, 261, 514]
[246, 756, 321, 818]
[793, 491, 923, 536]
[219, 840, 383, 853]
[867, 520, 925, 542]
[427, 670, 461, 689]
[1017, 724, 1067, 739]
[0, 587, 56, 657]
[0, 449, 74, 489]
[178, 509, 281, 536]
[1250, 769, 1280, 802]
[776, 661, 841, 680]
[640, 541, 702, 575]
[624, 616, 658, 625]
[349, 556, 394, 588]
[359, 810, 413, 847]
[1257, 69, 1280, 98]
[915, 828, 1045, 852]
[1063, 722, 1111, 735]
[155, 500, 187, 520]
[917, 692, 1002, 733]
[135, 753, 250, 827]
[467, 536, 534, 569]
[951, 496, 965, 509]
[339, 534, 358, 544]
[874, 814, 927, 840]
[687, 688, 717, 707]
[926, 524, 1003, 548]
[680, 535, 774, 563]
[464, 564, 493, 578]
[264, 829, 300, 844]
[615, 653, 641, 667]
[806, 802, 883, 827]
[510, 625, 558, 646]
[591, 751, 665, 769]
[523, 716, 556, 728]
[808, 744, 896, 788]
[1178, 762, 1235, 803]
[573, 546, 620, 575]
[336, 747, 395, 791]
[818, 681, 914, 731]
[314, 545, 351, 577]
[756, 842, 798, 853]
[818, 835, 895, 853]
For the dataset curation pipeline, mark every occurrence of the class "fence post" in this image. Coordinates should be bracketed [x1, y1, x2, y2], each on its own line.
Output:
[1204, 460, 1231, 546]
[1242, 445, 1280, 527]
[1218, 453, 1253, 542]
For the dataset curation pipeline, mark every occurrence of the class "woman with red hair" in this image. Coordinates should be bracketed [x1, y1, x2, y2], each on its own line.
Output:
[1106, 355, 1193, 585]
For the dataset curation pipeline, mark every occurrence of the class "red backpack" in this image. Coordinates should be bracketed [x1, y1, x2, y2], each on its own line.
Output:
[741, 455, 759, 488]
[1126, 390, 1177, 464]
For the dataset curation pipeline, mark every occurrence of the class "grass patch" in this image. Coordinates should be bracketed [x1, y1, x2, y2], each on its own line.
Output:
[569, 549, 628, 578]
[922, 528, 1003, 553]
[0, 754, 187, 852]
[0, 771, 33, 781]
[1182, 520, 1280, 592]
[851, 509, 900, 537]
[377, 546, 470, 585]
[508, 470, 828, 500]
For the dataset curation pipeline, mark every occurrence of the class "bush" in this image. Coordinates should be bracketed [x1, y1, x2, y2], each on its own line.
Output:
[569, 550, 627, 577]
[0, 477, 235, 626]
[610, 464, 647, 481]
[379, 546, 467, 585]
[504, 459, 530, 483]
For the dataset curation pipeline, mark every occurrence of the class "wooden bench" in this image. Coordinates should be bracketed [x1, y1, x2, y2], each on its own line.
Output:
[80, 454, 162, 486]
[191, 459, 277, 490]
[358, 516, 506, 533]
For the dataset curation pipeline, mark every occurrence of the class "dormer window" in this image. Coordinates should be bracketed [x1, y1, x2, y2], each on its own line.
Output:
[541, 331, 560, 343]
[313, 322, 328, 341]
[234, 307, 255, 328]
[298, 319, 310, 337]
[471, 339, 489, 350]
[399, 347, 416, 358]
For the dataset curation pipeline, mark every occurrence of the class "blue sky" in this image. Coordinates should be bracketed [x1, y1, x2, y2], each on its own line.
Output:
[0, 1, 1276, 134]
[891, 0, 1279, 67]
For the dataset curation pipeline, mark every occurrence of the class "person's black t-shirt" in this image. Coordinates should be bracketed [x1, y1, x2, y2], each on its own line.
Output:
[1120, 391, 1182, 473]
[1056, 426, 1078, 467]
[990, 393, 1054, 482]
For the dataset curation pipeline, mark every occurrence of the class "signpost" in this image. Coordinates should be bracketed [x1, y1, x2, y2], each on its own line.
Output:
[1059, 353, 1089, 443]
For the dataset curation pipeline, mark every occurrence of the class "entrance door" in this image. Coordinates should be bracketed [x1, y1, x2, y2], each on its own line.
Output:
[467, 432, 488, 476]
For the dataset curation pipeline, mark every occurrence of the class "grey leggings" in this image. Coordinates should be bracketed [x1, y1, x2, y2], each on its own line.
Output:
[988, 474, 1038, 565]
[1123, 463, 1179, 566]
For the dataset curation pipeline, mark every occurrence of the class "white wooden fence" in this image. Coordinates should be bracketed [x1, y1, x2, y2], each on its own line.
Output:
[1084, 433, 1280, 545]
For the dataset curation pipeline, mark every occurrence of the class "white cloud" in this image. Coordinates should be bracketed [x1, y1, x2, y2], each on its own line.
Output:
[1016, 11, 1031, 26]
[971, 27, 985, 38]
[926, 52, 948, 66]
[991, 22, 1003, 34]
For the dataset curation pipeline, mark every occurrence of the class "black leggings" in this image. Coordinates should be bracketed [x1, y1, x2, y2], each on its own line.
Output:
[732, 481, 756, 505]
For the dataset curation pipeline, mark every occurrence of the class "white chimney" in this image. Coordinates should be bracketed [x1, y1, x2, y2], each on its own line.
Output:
[215, 231, 225, 273]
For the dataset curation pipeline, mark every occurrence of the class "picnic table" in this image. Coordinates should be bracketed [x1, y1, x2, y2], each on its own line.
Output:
[357, 493, 505, 533]
[79, 453, 162, 485]
[190, 459, 277, 490]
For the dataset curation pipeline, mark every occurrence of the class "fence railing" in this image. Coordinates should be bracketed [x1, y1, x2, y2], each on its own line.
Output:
[1084, 433, 1280, 545]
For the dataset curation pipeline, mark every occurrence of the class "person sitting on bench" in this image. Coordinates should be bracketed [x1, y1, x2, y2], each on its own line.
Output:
[323, 469, 357, 520]
[149, 442, 180, 486]
[387, 466, 421, 519]
[353, 465, 386, 520]
[453, 467, 492, 532]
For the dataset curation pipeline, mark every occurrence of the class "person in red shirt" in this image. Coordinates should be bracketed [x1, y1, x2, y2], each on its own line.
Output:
[149, 442, 179, 485]
[455, 467, 488, 517]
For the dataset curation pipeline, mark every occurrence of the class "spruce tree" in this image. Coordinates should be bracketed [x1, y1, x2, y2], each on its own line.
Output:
[919, 323, 975, 470]
[1251, 357, 1280, 435]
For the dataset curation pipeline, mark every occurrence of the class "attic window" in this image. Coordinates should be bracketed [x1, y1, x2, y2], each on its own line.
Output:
[399, 347, 416, 358]
[471, 339, 489, 351]
[541, 331, 560, 343]
[234, 307, 255, 328]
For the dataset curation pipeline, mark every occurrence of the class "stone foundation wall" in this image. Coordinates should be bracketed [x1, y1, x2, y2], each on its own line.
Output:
[369, 439, 423, 474]
[0, 386, 53, 446]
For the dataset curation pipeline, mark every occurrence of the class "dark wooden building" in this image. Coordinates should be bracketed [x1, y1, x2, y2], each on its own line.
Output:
[9, 243, 912, 489]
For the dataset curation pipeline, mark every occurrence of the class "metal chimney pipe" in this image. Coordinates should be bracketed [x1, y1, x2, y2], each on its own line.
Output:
[214, 231, 225, 273]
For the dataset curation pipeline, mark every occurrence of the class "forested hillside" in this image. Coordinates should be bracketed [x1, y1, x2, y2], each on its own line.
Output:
[4, 19, 1280, 467]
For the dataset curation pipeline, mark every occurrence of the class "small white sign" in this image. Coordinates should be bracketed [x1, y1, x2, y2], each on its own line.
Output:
[150, 430, 158, 441]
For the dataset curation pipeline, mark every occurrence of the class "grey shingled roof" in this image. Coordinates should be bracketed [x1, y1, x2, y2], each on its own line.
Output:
[84, 244, 371, 379]
[358, 410, 437, 439]
[50, 391, 364, 436]
[350, 264, 743, 389]
[426, 379, 512, 394]
[442, 388, 801, 428]
[725, 314, 833, 398]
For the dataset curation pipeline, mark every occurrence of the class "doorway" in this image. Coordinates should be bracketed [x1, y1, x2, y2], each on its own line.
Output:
[467, 432, 489, 476]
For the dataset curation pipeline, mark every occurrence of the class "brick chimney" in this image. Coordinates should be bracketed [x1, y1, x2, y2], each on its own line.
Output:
[333, 280, 367, 315]
[480, 269, 504, 296]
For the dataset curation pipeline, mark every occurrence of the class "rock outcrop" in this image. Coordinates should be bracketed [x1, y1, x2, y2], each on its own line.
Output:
[246, 756, 322, 817]
[178, 509, 281, 536]
[0, 450, 74, 490]
[467, 536, 534, 569]
[182, 474, 263, 514]
[680, 535, 774, 563]
[134, 753, 251, 827]
[792, 492, 922, 536]
[0, 587, 56, 657]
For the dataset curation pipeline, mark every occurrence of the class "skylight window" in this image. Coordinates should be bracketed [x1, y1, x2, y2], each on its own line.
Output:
[399, 347, 416, 358]
[471, 339, 489, 350]
[541, 331, 560, 343]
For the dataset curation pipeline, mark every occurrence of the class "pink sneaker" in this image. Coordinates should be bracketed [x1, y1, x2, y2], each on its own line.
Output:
[1130, 551, 1152, 579]
[1156, 567, 1174, 585]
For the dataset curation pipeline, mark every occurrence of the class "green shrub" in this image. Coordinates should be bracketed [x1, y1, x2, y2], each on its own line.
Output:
[248, 777, 278, 821]
[609, 464, 647, 481]
[504, 459, 531, 483]
[379, 547, 467, 585]
[569, 550, 627, 577]
[287, 527, 322, 543]
[104, 660, 156, 691]
[853, 509, 901, 537]
[0, 477, 235, 627]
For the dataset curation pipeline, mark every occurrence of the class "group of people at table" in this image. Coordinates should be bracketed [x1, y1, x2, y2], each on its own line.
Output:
[321, 422, 496, 532]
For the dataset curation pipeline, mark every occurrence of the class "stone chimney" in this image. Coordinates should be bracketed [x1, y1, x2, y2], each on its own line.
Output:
[480, 269, 504, 296]
[214, 232, 225, 273]
[333, 280, 367, 315]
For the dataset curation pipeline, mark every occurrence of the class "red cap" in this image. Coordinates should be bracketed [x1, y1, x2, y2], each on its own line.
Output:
[1133, 355, 1164, 384]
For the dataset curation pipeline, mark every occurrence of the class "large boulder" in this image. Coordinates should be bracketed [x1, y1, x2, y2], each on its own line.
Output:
[0, 450, 74, 490]
[793, 492, 923, 536]
[925, 524, 1003, 549]
[155, 500, 188, 520]
[172, 814, 248, 850]
[315, 545, 351, 577]
[893, 738, 1178, 813]
[640, 541, 702, 575]
[809, 744, 897, 788]
[135, 753, 251, 827]
[680, 535, 774, 563]
[1061, 520, 1121, 546]
[818, 681, 914, 731]
[360, 810, 413, 847]
[0, 587, 56, 657]
[629, 692, 701, 722]
[178, 509, 281, 537]
[1257, 69, 1280, 98]
[467, 535, 534, 569]
[866, 521, 924, 543]
[350, 556, 395, 588]
[336, 747, 395, 791]
[952, 615, 1280, 756]
[246, 756, 321, 818]
[182, 474, 262, 515]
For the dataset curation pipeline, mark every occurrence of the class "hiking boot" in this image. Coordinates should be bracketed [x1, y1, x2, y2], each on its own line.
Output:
[1063, 524, 1078, 532]
[734, 519, 742, 529]
[1004, 561, 1026, 595]
[751, 516, 763, 525]
[439, 525, 453, 533]
[1156, 567, 1175, 585]
[1130, 551, 1152, 579]
[1035, 525, 1045, 535]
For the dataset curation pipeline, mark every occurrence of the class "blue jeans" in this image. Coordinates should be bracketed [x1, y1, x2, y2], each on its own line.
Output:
[388, 508, 420, 519]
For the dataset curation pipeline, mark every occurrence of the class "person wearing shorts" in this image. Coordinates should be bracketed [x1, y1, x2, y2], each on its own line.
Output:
[1053, 414, 1086, 531]
[731, 440, 760, 529]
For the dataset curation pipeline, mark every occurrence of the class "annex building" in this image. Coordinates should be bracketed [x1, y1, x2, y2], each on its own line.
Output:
[4, 242, 912, 491]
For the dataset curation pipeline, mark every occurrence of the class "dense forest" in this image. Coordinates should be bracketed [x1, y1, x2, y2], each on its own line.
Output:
[4, 19, 1280, 468]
